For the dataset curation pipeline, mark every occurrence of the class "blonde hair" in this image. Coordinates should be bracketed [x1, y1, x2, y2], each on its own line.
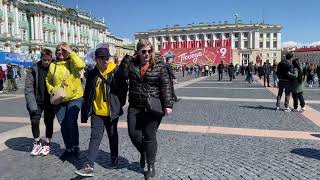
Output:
[136, 39, 155, 67]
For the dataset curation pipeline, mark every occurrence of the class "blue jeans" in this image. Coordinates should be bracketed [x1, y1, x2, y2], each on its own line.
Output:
[56, 97, 82, 149]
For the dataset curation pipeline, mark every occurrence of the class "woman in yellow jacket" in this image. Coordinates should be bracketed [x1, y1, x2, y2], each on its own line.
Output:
[46, 42, 85, 161]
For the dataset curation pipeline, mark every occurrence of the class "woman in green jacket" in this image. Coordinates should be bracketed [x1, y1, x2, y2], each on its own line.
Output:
[288, 58, 306, 112]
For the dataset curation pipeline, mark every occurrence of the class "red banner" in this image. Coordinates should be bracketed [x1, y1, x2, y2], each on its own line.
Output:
[160, 47, 231, 65]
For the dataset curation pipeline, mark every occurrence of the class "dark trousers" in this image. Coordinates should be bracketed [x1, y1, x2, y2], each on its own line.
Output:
[276, 81, 291, 108]
[0, 79, 3, 91]
[170, 80, 178, 101]
[218, 72, 223, 81]
[87, 114, 119, 167]
[127, 106, 162, 164]
[292, 92, 305, 109]
[264, 74, 270, 86]
[29, 104, 55, 139]
[56, 98, 82, 150]
[229, 73, 235, 81]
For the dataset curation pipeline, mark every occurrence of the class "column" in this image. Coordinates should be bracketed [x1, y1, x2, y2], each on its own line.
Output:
[270, 32, 274, 49]
[240, 32, 244, 49]
[249, 32, 253, 49]
[230, 32, 234, 49]
[277, 32, 281, 50]
[39, 14, 43, 41]
[254, 32, 259, 49]
[4, 3, 8, 34]
[89, 28, 93, 47]
[77, 24, 80, 44]
[34, 14, 39, 40]
[30, 15, 34, 40]
[263, 33, 266, 49]
[14, 6, 19, 37]
[57, 18, 61, 42]
[71, 24, 75, 44]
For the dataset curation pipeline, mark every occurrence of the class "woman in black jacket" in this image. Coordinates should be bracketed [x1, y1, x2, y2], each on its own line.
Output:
[122, 39, 173, 179]
[75, 48, 127, 177]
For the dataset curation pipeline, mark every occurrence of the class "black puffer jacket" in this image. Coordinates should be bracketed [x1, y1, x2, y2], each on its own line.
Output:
[121, 55, 173, 109]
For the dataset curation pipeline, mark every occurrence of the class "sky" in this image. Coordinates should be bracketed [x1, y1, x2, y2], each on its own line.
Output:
[60, 0, 320, 45]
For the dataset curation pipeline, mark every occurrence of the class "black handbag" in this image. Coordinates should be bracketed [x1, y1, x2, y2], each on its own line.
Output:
[143, 82, 164, 117]
[146, 93, 164, 117]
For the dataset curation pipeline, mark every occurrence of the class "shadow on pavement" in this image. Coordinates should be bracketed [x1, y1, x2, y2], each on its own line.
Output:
[291, 148, 320, 160]
[239, 105, 276, 111]
[5, 137, 143, 177]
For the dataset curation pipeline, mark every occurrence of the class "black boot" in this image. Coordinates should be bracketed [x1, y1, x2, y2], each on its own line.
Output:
[60, 149, 73, 162]
[144, 164, 155, 180]
[111, 157, 118, 168]
[140, 152, 146, 168]
[73, 146, 80, 160]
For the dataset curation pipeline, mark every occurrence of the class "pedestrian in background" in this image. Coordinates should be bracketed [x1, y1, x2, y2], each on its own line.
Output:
[165, 55, 181, 102]
[0, 66, 5, 93]
[75, 48, 127, 177]
[25, 49, 55, 156]
[228, 63, 235, 81]
[217, 61, 224, 81]
[263, 61, 272, 87]
[121, 39, 173, 180]
[46, 42, 86, 161]
[272, 60, 278, 87]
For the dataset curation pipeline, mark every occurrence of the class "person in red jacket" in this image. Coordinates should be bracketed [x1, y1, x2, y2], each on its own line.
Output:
[0, 66, 5, 93]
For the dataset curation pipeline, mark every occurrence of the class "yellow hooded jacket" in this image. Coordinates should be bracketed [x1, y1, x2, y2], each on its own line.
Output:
[93, 62, 117, 116]
[46, 52, 86, 102]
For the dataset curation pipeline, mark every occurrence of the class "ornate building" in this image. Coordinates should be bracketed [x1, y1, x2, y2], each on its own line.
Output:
[0, 0, 129, 59]
[135, 23, 282, 65]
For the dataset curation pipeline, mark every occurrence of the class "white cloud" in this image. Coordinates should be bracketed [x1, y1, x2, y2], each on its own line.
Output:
[282, 41, 320, 48]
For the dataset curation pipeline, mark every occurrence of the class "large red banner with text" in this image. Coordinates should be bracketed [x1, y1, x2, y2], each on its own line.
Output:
[160, 47, 231, 65]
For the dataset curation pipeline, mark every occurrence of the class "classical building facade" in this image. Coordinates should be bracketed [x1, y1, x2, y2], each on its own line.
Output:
[135, 23, 282, 65]
[0, 0, 128, 59]
[292, 46, 320, 65]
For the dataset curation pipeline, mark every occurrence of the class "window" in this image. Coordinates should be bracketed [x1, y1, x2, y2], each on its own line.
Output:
[173, 36, 178, 41]
[260, 33, 263, 38]
[8, 23, 13, 36]
[244, 41, 248, 48]
[181, 35, 187, 41]
[273, 53, 277, 57]
[52, 18, 55, 24]
[189, 35, 195, 40]
[266, 33, 270, 38]
[266, 41, 270, 48]
[165, 36, 170, 41]
[206, 34, 212, 39]
[215, 33, 221, 39]
[267, 53, 270, 57]
[157, 36, 161, 41]
[22, 29, 27, 41]
[234, 41, 239, 48]
[225, 33, 230, 39]
[273, 41, 277, 48]
[47, 17, 50, 24]
[243, 32, 249, 38]
[259, 41, 263, 48]
[273, 33, 277, 38]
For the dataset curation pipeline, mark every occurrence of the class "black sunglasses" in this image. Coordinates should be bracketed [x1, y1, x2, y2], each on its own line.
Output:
[141, 49, 152, 54]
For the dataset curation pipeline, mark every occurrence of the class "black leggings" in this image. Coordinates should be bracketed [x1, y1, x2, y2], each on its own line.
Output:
[30, 104, 55, 139]
[127, 106, 162, 164]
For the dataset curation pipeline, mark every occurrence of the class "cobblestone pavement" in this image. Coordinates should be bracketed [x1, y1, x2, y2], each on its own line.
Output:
[1, 73, 320, 179]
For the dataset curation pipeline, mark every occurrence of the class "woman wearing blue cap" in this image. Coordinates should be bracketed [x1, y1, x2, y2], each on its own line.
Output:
[75, 47, 127, 177]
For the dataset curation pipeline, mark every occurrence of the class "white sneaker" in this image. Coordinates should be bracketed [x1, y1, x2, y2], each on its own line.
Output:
[284, 107, 291, 112]
[30, 142, 42, 156]
[275, 107, 280, 111]
[0, 91, 3, 93]
[292, 108, 299, 112]
[300, 107, 307, 112]
[40, 145, 50, 156]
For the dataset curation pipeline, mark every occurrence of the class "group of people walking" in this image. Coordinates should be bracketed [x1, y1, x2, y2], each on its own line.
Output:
[24, 39, 175, 179]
